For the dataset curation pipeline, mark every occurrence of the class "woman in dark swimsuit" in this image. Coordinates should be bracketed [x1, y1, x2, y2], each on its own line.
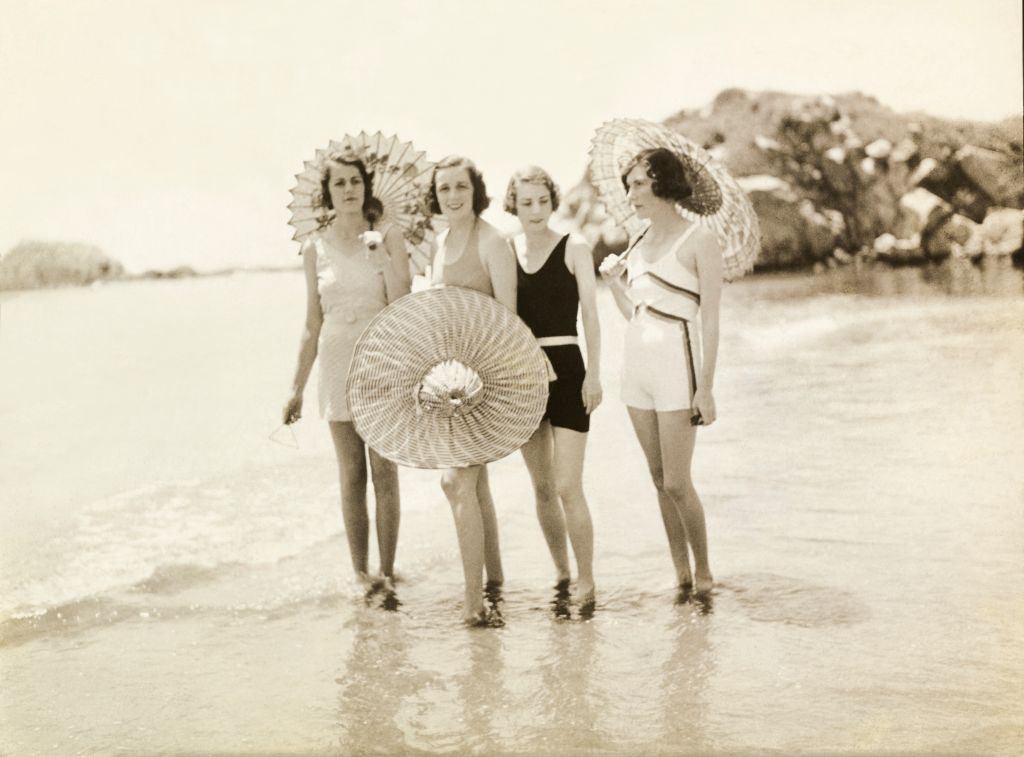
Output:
[505, 166, 602, 606]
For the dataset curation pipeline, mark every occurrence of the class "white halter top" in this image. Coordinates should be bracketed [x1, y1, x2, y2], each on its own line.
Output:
[626, 225, 701, 323]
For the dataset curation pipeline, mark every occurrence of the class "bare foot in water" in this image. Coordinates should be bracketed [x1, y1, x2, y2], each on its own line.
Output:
[693, 572, 713, 596]
[576, 579, 596, 607]
[677, 568, 694, 590]
[357, 571, 383, 597]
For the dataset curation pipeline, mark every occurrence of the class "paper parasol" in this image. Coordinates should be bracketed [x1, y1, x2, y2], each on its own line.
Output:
[589, 118, 761, 281]
[347, 287, 549, 469]
[288, 131, 435, 276]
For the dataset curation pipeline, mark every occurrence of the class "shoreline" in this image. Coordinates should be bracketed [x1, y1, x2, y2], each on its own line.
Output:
[2, 254, 1021, 297]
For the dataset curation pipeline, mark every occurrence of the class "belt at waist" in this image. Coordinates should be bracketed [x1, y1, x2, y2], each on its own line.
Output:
[632, 302, 693, 324]
[537, 335, 579, 347]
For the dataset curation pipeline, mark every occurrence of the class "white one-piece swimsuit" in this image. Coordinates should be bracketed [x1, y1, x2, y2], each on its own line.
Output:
[620, 226, 703, 412]
[314, 229, 389, 421]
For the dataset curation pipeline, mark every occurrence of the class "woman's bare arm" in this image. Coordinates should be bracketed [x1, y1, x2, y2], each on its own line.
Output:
[569, 240, 603, 413]
[283, 241, 323, 423]
[481, 224, 517, 313]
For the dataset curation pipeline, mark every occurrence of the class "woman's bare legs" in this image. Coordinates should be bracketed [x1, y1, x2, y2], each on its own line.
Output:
[475, 465, 504, 587]
[441, 465, 487, 622]
[521, 421, 596, 602]
[656, 410, 712, 594]
[329, 421, 371, 583]
[551, 426, 595, 602]
[626, 408, 695, 588]
[368, 448, 400, 581]
[520, 422, 571, 586]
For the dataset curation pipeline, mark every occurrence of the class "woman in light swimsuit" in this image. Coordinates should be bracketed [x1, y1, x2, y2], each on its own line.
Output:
[601, 147, 722, 597]
[426, 155, 517, 625]
[505, 166, 602, 607]
[283, 155, 411, 594]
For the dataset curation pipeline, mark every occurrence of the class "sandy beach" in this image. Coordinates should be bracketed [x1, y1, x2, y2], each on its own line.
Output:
[1, 262, 1022, 755]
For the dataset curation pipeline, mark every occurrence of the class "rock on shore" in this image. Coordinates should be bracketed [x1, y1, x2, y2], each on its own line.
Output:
[0, 241, 125, 291]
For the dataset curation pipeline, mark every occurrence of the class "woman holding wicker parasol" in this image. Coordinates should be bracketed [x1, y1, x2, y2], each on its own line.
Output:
[282, 133, 433, 596]
[425, 155, 518, 625]
[590, 120, 760, 599]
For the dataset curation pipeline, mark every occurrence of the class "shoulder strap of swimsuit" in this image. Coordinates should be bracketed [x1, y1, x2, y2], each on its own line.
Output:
[623, 227, 650, 261]
[667, 224, 699, 258]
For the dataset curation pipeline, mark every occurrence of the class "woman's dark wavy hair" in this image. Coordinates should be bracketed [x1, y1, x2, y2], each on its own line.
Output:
[321, 157, 382, 225]
[425, 155, 490, 216]
[503, 166, 561, 215]
[620, 147, 693, 204]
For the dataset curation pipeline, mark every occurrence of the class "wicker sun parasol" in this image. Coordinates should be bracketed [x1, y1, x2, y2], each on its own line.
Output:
[346, 287, 549, 469]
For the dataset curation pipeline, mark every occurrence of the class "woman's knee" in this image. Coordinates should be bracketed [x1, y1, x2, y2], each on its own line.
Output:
[647, 465, 666, 492]
[441, 469, 474, 501]
[532, 479, 558, 506]
[662, 476, 695, 505]
[338, 462, 367, 495]
[553, 474, 584, 506]
[368, 454, 398, 489]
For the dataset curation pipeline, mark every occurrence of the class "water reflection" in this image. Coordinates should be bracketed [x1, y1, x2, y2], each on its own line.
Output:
[527, 614, 607, 751]
[454, 627, 510, 752]
[550, 582, 572, 620]
[483, 581, 505, 628]
[659, 605, 714, 751]
[335, 607, 415, 753]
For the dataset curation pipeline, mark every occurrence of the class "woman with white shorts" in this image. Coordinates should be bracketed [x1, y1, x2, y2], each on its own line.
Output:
[602, 147, 723, 598]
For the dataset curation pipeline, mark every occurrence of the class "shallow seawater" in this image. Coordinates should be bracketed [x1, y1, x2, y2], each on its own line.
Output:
[1, 260, 1022, 754]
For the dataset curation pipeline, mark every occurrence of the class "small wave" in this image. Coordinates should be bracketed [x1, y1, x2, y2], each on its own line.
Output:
[2, 469, 345, 619]
[0, 596, 150, 649]
[129, 561, 238, 595]
[722, 572, 871, 627]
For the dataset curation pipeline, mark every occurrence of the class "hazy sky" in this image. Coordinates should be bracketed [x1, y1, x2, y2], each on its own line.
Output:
[1, 0, 1021, 272]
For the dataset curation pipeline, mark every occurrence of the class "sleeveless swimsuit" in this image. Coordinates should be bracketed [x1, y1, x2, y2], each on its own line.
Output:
[314, 229, 389, 421]
[515, 235, 589, 433]
[621, 225, 703, 412]
[429, 221, 493, 295]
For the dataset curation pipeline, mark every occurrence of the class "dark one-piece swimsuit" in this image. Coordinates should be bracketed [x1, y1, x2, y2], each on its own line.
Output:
[515, 234, 590, 433]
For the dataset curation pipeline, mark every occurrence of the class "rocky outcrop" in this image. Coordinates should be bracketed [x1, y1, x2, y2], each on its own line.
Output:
[561, 89, 1023, 272]
[956, 146, 1024, 208]
[135, 265, 199, 280]
[0, 241, 124, 291]
[926, 214, 981, 259]
[980, 208, 1024, 256]
[738, 175, 842, 268]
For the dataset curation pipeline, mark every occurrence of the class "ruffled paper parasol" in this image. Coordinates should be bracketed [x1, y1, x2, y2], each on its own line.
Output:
[589, 118, 761, 280]
[288, 131, 435, 276]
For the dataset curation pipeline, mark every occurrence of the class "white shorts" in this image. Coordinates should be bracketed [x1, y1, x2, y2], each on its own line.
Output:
[620, 312, 702, 412]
